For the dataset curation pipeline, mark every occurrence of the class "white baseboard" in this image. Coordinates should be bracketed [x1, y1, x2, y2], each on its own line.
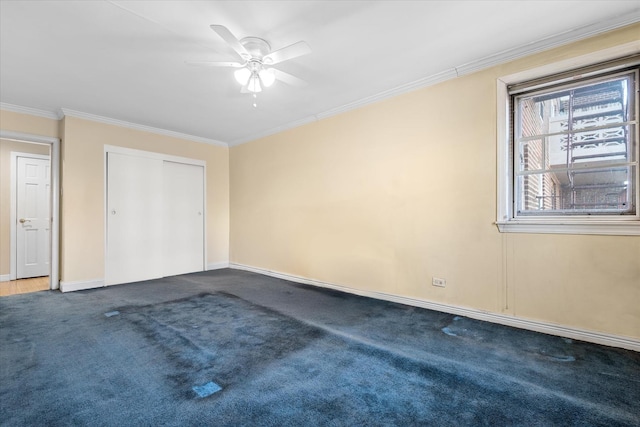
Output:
[59, 264, 230, 292]
[230, 263, 640, 352]
[60, 278, 105, 293]
[207, 262, 230, 270]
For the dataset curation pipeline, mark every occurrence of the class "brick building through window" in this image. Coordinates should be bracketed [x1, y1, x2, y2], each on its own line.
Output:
[513, 70, 635, 215]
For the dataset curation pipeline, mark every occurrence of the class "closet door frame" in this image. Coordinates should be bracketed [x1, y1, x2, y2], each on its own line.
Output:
[104, 145, 207, 284]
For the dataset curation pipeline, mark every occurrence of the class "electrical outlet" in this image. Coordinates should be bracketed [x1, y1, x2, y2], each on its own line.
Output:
[432, 277, 446, 287]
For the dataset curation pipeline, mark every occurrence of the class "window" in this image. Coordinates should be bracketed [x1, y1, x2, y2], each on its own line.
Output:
[497, 53, 640, 235]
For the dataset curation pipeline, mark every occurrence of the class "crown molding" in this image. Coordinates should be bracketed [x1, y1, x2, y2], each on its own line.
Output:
[4, 14, 639, 149]
[60, 108, 228, 147]
[232, 13, 640, 147]
[0, 102, 62, 120]
[0, 130, 60, 144]
[227, 68, 461, 146]
[317, 68, 459, 121]
[2, 103, 229, 147]
[455, 11, 640, 77]
[323, 12, 640, 122]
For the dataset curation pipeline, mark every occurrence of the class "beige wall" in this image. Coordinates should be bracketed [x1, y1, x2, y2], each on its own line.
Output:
[230, 24, 640, 339]
[60, 116, 229, 283]
[0, 109, 60, 139]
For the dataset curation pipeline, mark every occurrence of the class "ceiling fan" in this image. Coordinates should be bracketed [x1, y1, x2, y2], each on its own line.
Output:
[187, 25, 311, 94]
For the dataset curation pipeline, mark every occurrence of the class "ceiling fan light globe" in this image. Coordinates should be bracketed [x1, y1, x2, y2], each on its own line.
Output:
[234, 68, 251, 85]
[247, 75, 262, 93]
[259, 68, 276, 87]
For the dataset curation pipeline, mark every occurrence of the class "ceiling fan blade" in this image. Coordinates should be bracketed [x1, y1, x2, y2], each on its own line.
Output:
[185, 60, 244, 68]
[210, 25, 251, 60]
[273, 69, 308, 87]
[263, 41, 311, 65]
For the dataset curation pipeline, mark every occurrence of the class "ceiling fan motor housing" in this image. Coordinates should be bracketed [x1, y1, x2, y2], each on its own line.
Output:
[240, 37, 271, 61]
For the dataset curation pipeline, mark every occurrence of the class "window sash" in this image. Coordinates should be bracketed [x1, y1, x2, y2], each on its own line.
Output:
[511, 66, 638, 218]
[515, 167, 635, 215]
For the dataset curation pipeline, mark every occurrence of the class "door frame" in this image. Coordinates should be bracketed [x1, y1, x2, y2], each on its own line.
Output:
[12, 152, 50, 280]
[104, 145, 207, 284]
[1, 130, 60, 290]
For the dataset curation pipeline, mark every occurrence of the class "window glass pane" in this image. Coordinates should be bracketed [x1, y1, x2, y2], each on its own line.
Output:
[571, 105, 625, 130]
[568, 128, 629, 164]
[513, 68, 637, 217]
[518, 75, 631, 139]
[516, 173, 560, 212]
[547, 125, 633, 166]
[517, 97, 556, 139]
[518, 139, 544, 171]
[516, 167, 635, 214]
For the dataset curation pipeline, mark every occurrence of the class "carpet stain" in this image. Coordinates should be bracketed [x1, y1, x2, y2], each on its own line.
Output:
[119, 292, 325, 398]
[548, 355, 576, 362]
[538, 352, 576, 362]
[440, 316, 580, 366]
[192, 381, 222, 398]
[104, 311, 120, 317]
[441, 326, 457, 336]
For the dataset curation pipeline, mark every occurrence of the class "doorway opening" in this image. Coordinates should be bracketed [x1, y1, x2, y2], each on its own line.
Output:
[0, 130, 60, 295]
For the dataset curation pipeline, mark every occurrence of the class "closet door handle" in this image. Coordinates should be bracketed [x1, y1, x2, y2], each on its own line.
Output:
[19, 218, 31, 224]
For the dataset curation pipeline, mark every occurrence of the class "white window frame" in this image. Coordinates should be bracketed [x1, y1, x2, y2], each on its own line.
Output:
[496, 42, 640, 236]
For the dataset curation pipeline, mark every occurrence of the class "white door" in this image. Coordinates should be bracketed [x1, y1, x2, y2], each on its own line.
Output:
[163, 161, 205, 277]
[16, 156, 50, 279]
[106, 153, 164, 286]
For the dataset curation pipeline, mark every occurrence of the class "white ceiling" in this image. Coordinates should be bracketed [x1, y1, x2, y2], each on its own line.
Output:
[1, 1, 639, 146]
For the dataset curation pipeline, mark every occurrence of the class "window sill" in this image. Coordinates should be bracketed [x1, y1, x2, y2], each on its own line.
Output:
[495, 219, 640, 236]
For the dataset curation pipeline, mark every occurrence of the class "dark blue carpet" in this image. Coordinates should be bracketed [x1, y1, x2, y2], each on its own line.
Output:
[1, 269, 639, 426]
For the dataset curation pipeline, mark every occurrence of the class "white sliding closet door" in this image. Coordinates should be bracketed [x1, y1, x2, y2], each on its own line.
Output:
[163, 161, 204, 277]
[106, 151, 205, 286]
[106, 153, 164, 286]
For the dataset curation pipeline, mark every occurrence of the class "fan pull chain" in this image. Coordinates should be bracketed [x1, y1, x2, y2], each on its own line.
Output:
[253, 93, 258, 108]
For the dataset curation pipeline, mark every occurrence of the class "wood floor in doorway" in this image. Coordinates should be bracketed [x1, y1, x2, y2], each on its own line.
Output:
[0, 277, 50, 297]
